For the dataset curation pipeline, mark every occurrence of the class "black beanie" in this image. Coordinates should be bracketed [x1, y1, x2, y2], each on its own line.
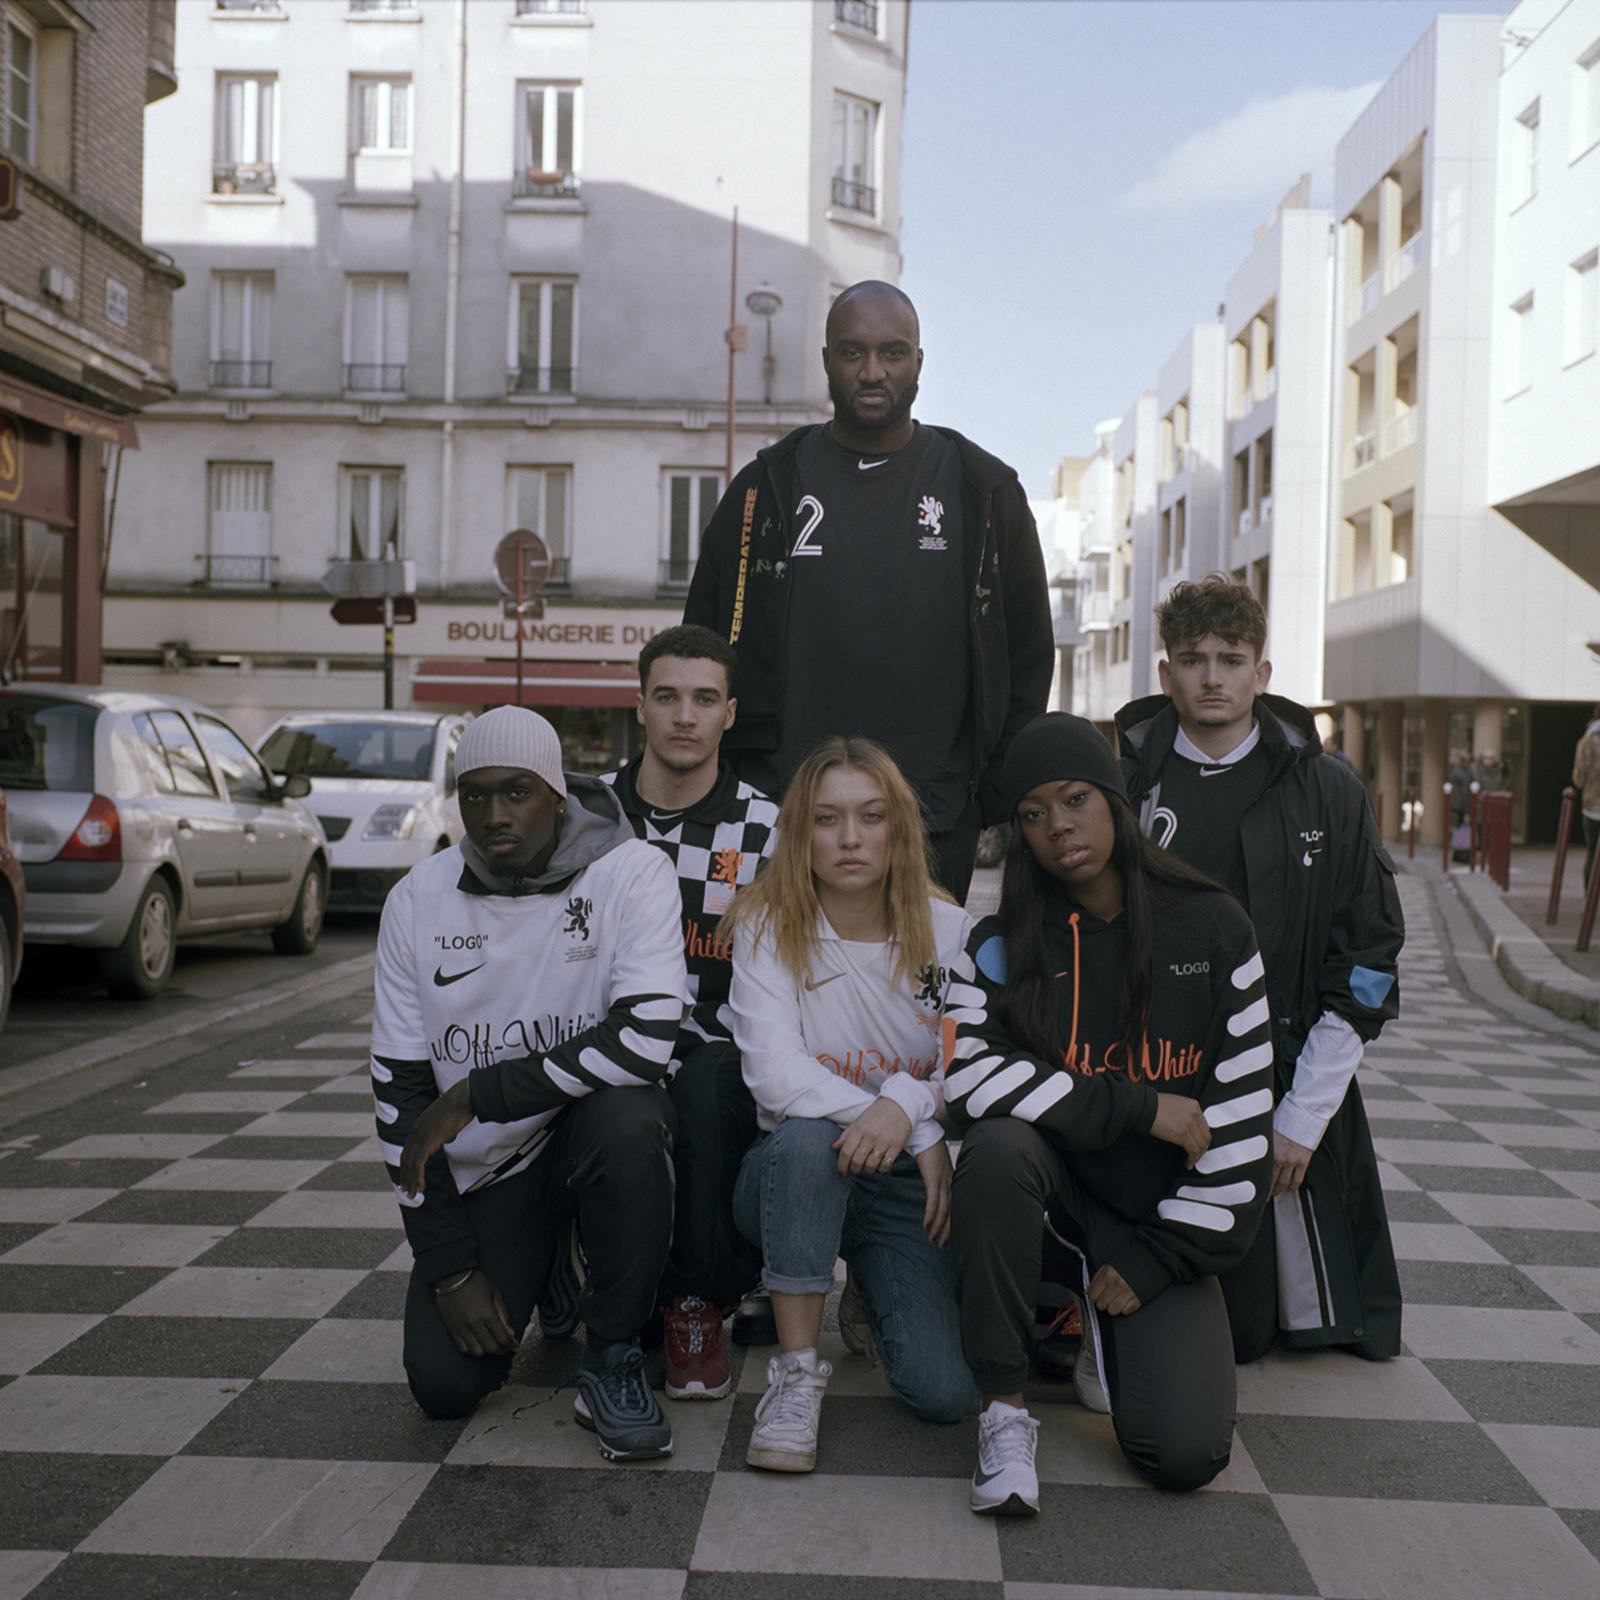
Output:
[1000, 712, 1128, 816]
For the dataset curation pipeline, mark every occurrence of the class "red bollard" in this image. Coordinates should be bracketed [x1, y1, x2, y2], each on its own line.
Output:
[1441, 783, 1453, 872]
[1548, 787, 1576, 924]
[1485, 792, 1513, 891]
[1470, 788, 1485, 875]
[1578, 839, 1600, 952]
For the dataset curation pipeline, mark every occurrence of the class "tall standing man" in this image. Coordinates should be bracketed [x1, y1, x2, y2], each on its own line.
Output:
[600, 624, 779, 1399]
[1115, 575, 1404, 1362]
[684, 279, 1052, 902]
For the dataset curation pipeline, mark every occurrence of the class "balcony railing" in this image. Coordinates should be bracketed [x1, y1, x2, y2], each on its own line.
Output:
[1388, 231, 1425, 291]
[216, 1, 283, 11]
[1382, 408, 1419, 455]
[211, 359, 272, 389]
[511, 365, 575, 395]
[343, 363, 407, 393]
[349, 0, 416, 13]
[514, 168, 581, 199]
[658, 557, 694, 592]
[1079, 591, 1113, 632]
[213, 161, 276, 196]
[835, 0, 879, 31]
[1358, 270, 1382, 317]
[1237, 507, 1253, 537]
[831, 175, 876, 214]
[517, 0, 585, 12]
[194, 553, 277, 588]
[1346, 430, 1377, 475]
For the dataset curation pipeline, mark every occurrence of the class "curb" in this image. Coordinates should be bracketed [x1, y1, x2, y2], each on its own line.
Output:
[1448, 873, 1600, 1030]
[0, 950, 377, 1108]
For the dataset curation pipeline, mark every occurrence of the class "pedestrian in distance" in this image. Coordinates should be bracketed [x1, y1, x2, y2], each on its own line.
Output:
[1116, 575, 1404, 1363]
[597, 623, 779, 1401]
[945, 712, 1268, 1515]
[1571, 706, 1600, 888]
[724, 736, 979, 1473]
[684, 279, 1053, 904]
[377, 705, 690, 1461]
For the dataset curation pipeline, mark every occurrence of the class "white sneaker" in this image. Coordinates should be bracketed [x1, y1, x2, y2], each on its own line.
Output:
[746, 1348, 832, 1472]
[969, 1401, 1040, 1515]
[1072, 1301, 1111, 1415]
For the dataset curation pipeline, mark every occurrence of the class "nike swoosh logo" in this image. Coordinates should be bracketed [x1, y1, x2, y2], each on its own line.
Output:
[972, 1466, 1007, 1486]
[433, 963, 485, 986]
[857, 458, 888, 471]
[1198, 767, 1231, 777]
[803, 972, 848, 991]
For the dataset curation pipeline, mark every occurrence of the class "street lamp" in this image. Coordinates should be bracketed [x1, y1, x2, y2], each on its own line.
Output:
[745, 287, 783, 405]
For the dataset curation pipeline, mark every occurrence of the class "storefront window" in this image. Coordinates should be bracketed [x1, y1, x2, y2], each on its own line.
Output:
[0, 515, 65, 683]
[551, 705, 633, 774]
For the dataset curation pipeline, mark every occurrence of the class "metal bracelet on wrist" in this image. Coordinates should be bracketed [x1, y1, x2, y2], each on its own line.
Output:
[433, 1269, 475, 1297]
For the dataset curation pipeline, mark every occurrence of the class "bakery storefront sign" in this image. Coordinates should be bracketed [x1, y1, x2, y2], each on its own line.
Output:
[420, 605, 673, 661]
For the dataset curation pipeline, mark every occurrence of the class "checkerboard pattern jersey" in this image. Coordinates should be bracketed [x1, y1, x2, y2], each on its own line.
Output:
[2, 874, 1599, 1599]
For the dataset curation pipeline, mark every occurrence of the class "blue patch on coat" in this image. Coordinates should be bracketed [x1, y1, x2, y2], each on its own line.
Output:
[1350, 965, 1394, 1010]
[976, 935, 1007, 984]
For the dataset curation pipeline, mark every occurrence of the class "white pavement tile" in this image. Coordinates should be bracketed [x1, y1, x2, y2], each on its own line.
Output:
[0, 1374, 242, 1454]
[0, 1312, 102, 1375]
[299, 1033, 372, 1051]
[81, 1456, 434, 1560]
[1490, 1077, 1600, 1097]
[1483, 1424, 1600, 1509]
[263, 1318, 406, 1384]
[1405, 1086, 1545, 1109]
[1550, 1169, 1600, 1200]
[1363, 1101, 1459, 1123]
[1378, 1161, 1419, 1192]
[0, 1188, 118, 1223]
[1374, 1140, 1528, 1169]
[1519, 1265, 1600, 1312]
[352, 1565, 686, 1600]
[0, 1222, 232, 1268]
[1236, 1352, 1470, 1421]
[1385, 1224, 1508, 1264]
[312, 1075, 373, 1096]
[1032, 1406, 1266, 1493]
[135, 1158, 330, 1192]
[146, 1091, 305, 1116]
[1401, 1305, 1600, 1363]
[232, 1058, 366, 1078]
[38, 1133, 223, 1162]
[691, 1474, 1001, 1580]
[1564, 1109, 1600, 1129]
[1466, 1121, 1600, 1150]
[118, 1266, 365, 1320]
[0, 1552, 64, 1600]
[1431, 1193, 1600, 1231]
[1272, 1496, 1600, 1600]
[235, 1111, 376, 1139]
[245, 1190, 403, 1230]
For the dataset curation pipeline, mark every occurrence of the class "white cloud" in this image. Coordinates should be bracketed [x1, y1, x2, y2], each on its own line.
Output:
[1116, 81, 1381, 215]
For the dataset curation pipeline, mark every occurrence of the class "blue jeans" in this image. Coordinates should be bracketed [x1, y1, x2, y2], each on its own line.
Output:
[733, 1116, 977, 1422]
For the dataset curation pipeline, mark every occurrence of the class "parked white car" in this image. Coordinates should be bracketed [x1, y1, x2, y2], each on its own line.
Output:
[257, 712, 470, 910]
[0, 685, 329, 999]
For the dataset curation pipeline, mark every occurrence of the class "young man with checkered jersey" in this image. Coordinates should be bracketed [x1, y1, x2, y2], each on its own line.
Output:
[600, 624, 779, 1401]
[375, 706, 690, 1461]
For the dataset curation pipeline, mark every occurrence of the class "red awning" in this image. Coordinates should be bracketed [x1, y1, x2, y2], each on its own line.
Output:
[412, 658, 638, 708]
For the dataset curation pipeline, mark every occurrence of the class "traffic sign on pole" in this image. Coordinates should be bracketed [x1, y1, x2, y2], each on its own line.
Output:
[331, 597, 417, 626]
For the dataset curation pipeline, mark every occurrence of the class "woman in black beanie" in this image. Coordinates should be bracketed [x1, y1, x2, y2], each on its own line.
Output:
[946, 713, 1276, 1516]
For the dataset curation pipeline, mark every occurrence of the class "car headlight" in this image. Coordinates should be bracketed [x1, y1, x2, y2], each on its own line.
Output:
[364, 804, 418, 840]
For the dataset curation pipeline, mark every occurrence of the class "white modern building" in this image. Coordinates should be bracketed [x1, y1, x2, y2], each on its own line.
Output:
[1064, 421, 1116, 730]
[108, 0, 909, 762]
[1106, 391, 1159, 709]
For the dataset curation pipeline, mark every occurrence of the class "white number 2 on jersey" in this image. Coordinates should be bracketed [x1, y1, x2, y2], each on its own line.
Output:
[792, 495, 824, 557]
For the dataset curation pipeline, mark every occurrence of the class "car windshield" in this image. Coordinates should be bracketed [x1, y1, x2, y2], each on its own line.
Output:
[0, 697, 99, 791]
[260, 721, 436, 781]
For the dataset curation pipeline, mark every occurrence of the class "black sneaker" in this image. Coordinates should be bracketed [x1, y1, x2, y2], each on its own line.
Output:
[731, 1288, 778, 1347]
[538, 1224, 583, 1341]
[574, 1338, 673, 1461]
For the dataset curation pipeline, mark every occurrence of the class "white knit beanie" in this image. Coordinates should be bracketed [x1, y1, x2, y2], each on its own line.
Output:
[455, 705, 567, 798]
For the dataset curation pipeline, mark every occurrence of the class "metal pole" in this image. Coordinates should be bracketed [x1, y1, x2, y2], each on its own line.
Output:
[382, 593, 395, 710]
[725, 206, 739, 482]
[1578, 831, 1600, 952]
[1549, 787, 1577, 924]
[515, 552, 526, 708]
[1407, 791, 1417, 860]
[1441, 783, 1452, 873]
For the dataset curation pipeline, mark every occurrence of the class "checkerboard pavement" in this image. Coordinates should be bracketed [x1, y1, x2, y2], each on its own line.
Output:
[2, 872, 1599, 1600]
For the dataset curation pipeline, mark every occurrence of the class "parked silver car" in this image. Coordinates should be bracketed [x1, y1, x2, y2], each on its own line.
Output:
[0, 685, 329, 999]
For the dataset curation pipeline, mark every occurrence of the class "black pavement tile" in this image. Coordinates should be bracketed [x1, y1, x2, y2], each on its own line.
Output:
[685, 1580, 1001, 1600]
[1581, 1312, 1600, 1337]
[1518, 1147, 1600, 1171]
[193, 1227, 400, 1271]
[1396, 1260, 1564, 1310]
[382, 1464, 713, 1567]
[0, 1452, 166, 1549]
[200, 1137, 363, 1163]
[299, 1161, 393, 1193]
[1427, 1360, 1600, 1425]
[326, 1271, 409, 1320]
[1394, 1165, 1572, 1197]
[1235, 1415, 1542, 1504]
[28, 1554, 369, 1600]
[1368, 1119, 1478, 1142]
[1560, 1509, 1600, 1564]
[995, 1484, 1315, 1592]
[1467, 1106, 1594, 1125]
[1377, 1190, 1458, 1223]
[183, 1379, 465, 1462]
[0, 1264, 167, 1314]
[715, 1393, 971, 1478]
[34, 1315, 313, 1379]
[506, 1332, 588, 1389]
[0, 1159, 169, 1189]
[78, 1189, 276, 1228]
[0, 1222, 48, 1254]
[1473, 1228, 1600, 1267]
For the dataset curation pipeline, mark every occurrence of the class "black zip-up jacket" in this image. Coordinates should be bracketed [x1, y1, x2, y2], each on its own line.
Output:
[683, 423, 1053, 825]
[1115, 692, 1403, 1061]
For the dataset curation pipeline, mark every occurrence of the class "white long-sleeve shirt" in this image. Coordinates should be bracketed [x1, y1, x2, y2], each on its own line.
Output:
[731, 897, 973, 1156]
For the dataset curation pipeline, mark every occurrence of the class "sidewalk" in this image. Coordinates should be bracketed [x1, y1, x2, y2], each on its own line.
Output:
[1406, 845, 1600, 1031]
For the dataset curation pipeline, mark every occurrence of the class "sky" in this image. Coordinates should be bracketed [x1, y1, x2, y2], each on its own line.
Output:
[899, 0, 1510, 496]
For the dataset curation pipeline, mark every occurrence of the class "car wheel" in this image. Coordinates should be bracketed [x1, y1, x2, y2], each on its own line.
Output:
[272, 862, 325, 955]
[102, 876, 177, 1000]
[0, 920, 11, 1033]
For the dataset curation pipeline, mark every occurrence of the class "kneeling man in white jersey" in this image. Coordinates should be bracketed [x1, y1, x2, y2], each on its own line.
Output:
[372, 705, 689, 1461]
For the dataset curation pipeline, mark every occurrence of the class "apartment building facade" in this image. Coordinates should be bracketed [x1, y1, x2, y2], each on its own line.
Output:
[110, 0, 908, 759]
[0, 0, 181, 686]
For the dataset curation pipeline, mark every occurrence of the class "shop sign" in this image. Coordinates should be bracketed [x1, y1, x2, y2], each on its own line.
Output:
[0, 411, 74, 525]
[0, 416, 22, 504]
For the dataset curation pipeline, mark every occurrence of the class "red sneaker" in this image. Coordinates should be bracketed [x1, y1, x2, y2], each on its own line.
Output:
[662, 1296, 732, 1400]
